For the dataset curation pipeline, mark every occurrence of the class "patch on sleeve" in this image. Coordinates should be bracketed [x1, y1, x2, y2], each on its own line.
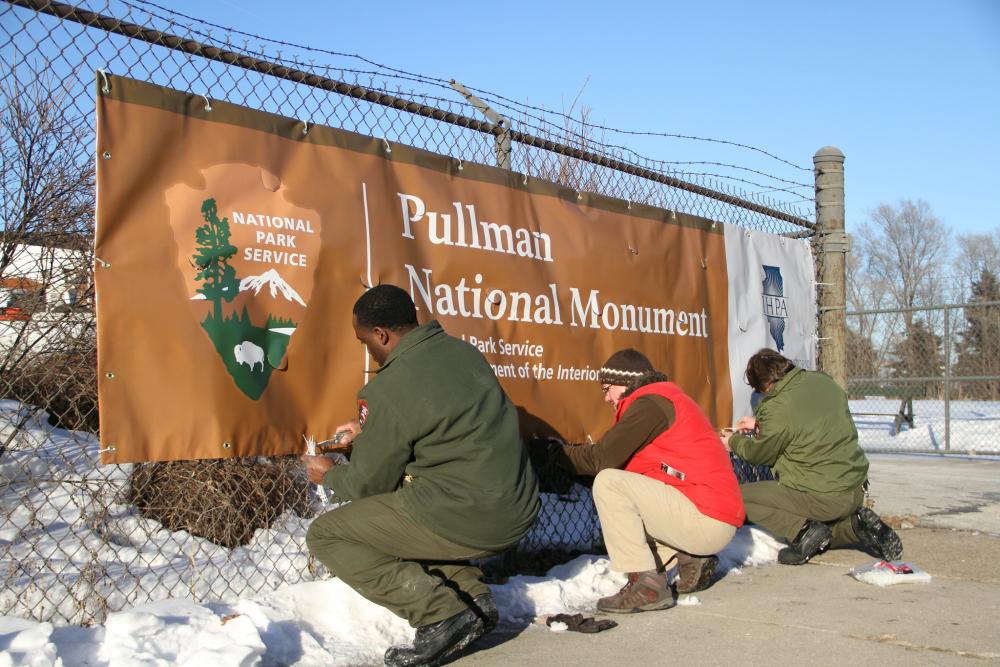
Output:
[358, 399, 369, 429]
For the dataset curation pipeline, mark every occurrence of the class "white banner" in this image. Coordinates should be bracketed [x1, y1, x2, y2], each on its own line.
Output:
[724, 225, 817, 421]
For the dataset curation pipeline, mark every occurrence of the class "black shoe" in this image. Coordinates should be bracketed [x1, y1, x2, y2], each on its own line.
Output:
[384, 608, 485, 667]
[778, 520, 832, 565]
[472, 593, 499, 633]
[852, 507, 903, 561]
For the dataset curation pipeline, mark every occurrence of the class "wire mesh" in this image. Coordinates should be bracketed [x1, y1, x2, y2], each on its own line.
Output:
[3, 0, 802, 624]
[847, 301, 1000, 454]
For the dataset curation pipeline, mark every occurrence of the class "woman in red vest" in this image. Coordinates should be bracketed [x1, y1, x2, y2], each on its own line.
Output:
[549, 349, 745, 613]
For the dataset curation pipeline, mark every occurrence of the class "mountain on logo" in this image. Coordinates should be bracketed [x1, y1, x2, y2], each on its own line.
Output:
[239, 268, 306, 307]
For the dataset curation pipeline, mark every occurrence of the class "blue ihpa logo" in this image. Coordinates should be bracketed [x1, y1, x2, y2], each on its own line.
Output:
[761, 265, 787, 351]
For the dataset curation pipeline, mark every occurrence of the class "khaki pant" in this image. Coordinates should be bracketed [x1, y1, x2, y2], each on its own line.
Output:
[741, 481, 863, 545]
[305, 493, 496, 627]
[593, 469, 737, 573]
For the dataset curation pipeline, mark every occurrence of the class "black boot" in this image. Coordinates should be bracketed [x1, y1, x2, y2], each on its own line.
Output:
[472, 593, 499, 633]
[852, 507, 903, 561]
[384, 608, 484, 667]
[778, 520, 832, 565]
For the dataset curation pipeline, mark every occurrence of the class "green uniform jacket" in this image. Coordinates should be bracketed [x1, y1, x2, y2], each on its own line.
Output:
[729, 366, 868, 494]
[323, 320, 539, 551]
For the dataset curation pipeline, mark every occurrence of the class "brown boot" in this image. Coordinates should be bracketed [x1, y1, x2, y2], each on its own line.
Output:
[596, 570, 676, 614]
[675, 553, 719, 594]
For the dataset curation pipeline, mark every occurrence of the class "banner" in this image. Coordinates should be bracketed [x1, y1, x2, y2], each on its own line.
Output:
[95, 75, 814, 463]
[724, 227, 817, 419]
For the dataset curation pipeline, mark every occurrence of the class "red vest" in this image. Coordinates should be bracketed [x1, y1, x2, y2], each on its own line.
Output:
[616, 382, 746, 527]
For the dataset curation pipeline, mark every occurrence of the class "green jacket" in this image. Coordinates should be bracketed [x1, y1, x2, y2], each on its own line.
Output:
[323, 320, 539, 551]
[730, 366, 868, 494]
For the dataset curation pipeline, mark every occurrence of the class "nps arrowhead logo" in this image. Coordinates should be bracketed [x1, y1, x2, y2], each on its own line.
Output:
[168, 165, 320, 400]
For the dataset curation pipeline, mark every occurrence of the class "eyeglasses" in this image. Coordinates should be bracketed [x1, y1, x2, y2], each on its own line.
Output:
[601, 385, 612, 395]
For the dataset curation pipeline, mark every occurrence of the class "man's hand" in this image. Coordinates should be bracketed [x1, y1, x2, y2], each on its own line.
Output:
[719, 429, 734, 452]
[333, 420, 361, 446]
[735, 416, 758, 432]
[300, 453, 335, 484]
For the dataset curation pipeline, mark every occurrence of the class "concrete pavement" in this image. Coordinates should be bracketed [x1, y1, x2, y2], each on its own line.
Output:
[455, 454, 1000, 666]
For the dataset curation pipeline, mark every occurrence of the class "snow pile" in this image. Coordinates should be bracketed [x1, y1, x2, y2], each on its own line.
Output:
[0, 531, 782, 666]
[0, 618, 61, 667]
[100, 599, 265, 666]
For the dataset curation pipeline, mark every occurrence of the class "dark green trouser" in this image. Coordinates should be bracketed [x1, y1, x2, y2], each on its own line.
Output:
[741, 481, 864, 546]
[305, 493, 495, 628]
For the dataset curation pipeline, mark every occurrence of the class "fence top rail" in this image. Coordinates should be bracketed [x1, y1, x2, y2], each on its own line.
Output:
[850, 375, 1000, 384]
[5, 0, 816, 232]
[848, 300, 1000, 317]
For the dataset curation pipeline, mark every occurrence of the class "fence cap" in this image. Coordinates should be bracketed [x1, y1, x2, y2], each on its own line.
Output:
[814, 146, 845, 163]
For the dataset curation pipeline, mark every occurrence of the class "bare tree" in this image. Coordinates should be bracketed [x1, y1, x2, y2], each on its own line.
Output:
[952, 229, 1000, 299]
[1, 72, 96, 386]
[1, 73, 94, 274]
[856, 200, 951, 328]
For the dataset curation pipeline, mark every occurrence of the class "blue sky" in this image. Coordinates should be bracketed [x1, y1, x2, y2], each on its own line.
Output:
[168, 0, 1000, 236]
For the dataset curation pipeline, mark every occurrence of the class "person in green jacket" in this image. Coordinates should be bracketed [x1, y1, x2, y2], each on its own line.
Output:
[300, 285, 539, 667]
[721, 349, 902, 565]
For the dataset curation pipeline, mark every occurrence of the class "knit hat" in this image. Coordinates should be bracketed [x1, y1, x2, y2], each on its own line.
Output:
[598, 349, 655, 386]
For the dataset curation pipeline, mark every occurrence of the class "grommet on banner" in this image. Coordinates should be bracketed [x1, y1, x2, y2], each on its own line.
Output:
[381, 137, 391, 154]
[222, 442, 232, 450]
[97, 69, 111, 94]
[95, 257, 111, 269]
[199, 94, 212, 112]
[627, 244, 638, 255]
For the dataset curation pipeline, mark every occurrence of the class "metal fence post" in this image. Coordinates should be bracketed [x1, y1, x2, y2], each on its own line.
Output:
[814, 146, 848, 388]
[944, 306, 951, 450]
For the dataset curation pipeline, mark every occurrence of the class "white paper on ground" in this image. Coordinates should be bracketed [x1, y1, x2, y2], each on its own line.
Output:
[849, 561, 932, 587]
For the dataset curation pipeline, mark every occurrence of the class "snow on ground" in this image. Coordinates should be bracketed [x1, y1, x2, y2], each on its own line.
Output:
[850, 398, 1000, 453]
[0, 531, 780, 667]
[2, 396, 996, 665]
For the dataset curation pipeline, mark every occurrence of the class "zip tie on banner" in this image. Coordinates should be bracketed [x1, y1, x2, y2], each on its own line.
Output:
[97, 69, 111, 94]
[97, 445, 116, 454]
[303, 435, 331, 503]
[522, 172, 528, 186]
[198, 94, 212, 112]
[381, 137, 391, 153]
[301, 119, 309, 135]
[456, 158, 464, 171]
[94, 257, 111, 269]
[626, 199, 632, 210]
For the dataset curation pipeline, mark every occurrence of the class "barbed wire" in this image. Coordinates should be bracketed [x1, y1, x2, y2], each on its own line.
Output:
[123, 0, 814, 179]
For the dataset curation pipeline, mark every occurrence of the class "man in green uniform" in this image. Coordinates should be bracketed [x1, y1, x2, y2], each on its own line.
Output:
[301, 285, 539, 666]
[721, 349, 903, 565]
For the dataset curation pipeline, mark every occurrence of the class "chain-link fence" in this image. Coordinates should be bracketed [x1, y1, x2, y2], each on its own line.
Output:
[847, 301, 1000, 454]
[1, 0, 815, 624]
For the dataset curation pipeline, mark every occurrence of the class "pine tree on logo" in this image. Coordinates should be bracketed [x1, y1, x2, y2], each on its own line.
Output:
[192, 198, 239, 322]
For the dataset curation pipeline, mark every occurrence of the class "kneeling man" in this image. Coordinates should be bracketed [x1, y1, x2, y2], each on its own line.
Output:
[722, 349, 902, 565]
[302, 285, 539, 666]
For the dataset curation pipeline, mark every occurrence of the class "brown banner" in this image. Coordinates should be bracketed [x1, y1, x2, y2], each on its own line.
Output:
[95, 75, 732, 463]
